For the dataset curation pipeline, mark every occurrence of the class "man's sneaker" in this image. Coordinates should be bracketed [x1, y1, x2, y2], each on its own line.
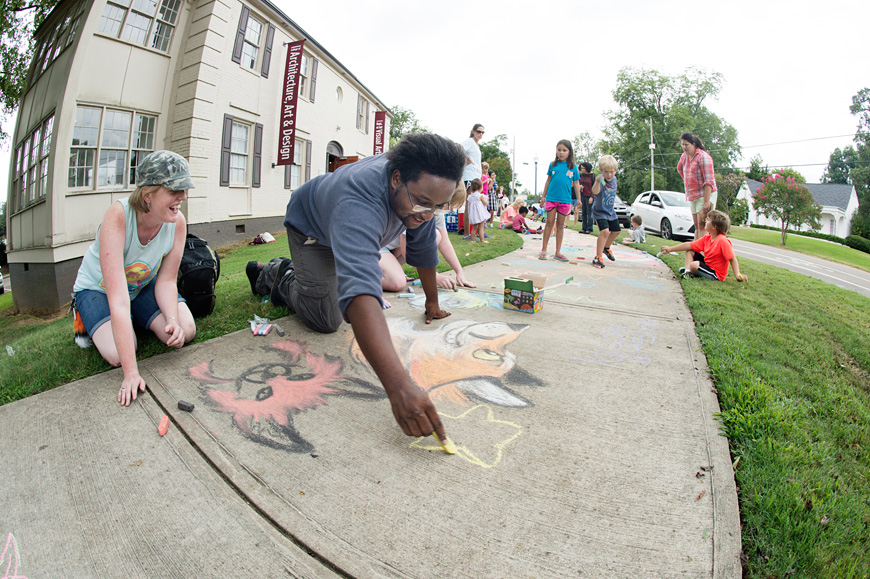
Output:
[681, 271, 692, 279]
[592, 257, 605, 268]
[603, 247, 616, 261]
[678, 267, 686, 275]
[246, 261, 264, 295]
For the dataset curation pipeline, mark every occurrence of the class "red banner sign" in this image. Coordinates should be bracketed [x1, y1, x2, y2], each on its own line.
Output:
[276, 39, 305, 166]
[373, 111, 386, 155]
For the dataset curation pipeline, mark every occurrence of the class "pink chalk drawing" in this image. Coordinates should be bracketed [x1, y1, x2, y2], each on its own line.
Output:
[189, 340, 384, 453]
[1, 533, 28, 579]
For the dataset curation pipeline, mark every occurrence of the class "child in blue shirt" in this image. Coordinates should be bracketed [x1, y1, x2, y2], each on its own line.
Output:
[591, 154, 620, 268]
[539, 139, 581, 261]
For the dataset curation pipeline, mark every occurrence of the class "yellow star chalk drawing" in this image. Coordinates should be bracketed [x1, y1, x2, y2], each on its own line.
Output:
[411, 405, 523, 468]
[432, 432, 457, 454]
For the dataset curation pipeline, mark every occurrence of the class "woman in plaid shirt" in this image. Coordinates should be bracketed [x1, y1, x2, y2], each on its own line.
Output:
[677, 132, 718, 240]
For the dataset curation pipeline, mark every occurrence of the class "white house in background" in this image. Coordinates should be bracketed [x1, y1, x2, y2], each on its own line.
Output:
[737, 179, 859, 237]
[5, 0, 392, 313]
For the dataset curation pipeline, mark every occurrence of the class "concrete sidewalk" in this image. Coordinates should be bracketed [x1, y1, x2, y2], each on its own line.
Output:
[0, 228, 742, 578]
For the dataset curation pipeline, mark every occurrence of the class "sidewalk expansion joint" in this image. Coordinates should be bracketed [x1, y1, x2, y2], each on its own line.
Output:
[143, 379, 358, 579]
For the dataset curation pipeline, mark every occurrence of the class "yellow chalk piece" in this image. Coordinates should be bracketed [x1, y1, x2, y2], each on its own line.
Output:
[433, 432, 457, 454]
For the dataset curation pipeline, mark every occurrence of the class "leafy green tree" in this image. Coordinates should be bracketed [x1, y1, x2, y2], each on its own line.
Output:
[478, 134, 509, 163]
[747, 154, 770, 181]
[772, 167, 806, 183]
[487, 157, 512, 194]
[1, 0, 60, 143]
[0, 201, 6, 238]
[714, 172, 746, 213]
[572, 131, 601, 165]
[600, 66, 741, 202]
[847, 88, 870, 210]
[388, 105, 429, 147]
[821, 146, 858, 184]
[752, 174, 822, 245]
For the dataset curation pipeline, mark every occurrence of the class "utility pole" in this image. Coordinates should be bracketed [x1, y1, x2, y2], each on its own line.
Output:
[649, 117, 655, 191]
[510, 135, 516, 202]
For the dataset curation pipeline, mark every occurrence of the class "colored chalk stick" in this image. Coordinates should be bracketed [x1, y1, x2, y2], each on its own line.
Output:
[432, 432, 457, 454]
[178, 400, 194, 412]
[158, 415, 170, 436]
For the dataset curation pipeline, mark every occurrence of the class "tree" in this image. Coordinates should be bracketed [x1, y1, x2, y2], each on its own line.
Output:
[0, 201, 6, 238]
[572, 131, 601, 165]
[714, 172, 746, 213]
[478, 134, 509, 163]
[821, 146, 858, 184]
[847, 88, 870, 211]
[772, 167, 806, 183]
[747, 154, 770, 181]
[388, 105, 429, 147]
[487, 157, 513, 194]
[1, 0, 59, 143]
[751, 174, 822, 245]
[600, 67, 741, 203]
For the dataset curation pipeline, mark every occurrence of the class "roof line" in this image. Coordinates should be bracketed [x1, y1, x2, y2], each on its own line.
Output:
[257, 0, 392, 115]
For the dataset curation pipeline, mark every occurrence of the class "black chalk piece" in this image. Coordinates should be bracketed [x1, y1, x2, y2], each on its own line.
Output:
[177, 400, 195, 412]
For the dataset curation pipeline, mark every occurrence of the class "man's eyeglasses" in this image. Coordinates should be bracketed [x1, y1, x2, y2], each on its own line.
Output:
[404, 182, 449, 215]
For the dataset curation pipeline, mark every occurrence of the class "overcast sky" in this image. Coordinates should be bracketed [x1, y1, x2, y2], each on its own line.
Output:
[279, 0, 868, 192]
[3, 0, 869, 201]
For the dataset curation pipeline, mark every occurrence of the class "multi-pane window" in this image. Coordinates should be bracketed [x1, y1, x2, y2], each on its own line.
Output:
[240, 17, 262, 69]
[230, 122, 250, 184]
[10, 115, 55, 212]
[130, 115, 156, 184]
[290, 139, 303, 189]
[356, 94, 370, 133]
[30, 2, 84, 80]
[68, 106, 156, 189]
[97, 0, 180, 53]
[299, 54, 310, 97]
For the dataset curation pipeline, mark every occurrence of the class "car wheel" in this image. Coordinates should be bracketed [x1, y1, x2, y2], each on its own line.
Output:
[661, 218, 673, 240]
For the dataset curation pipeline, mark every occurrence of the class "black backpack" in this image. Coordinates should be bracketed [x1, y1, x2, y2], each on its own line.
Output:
[177, 234, 220, 318]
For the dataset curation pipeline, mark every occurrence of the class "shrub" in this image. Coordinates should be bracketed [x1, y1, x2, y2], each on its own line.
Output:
[751, 174, 822, 245]
[729, 198, 749, 226]
[748, 223, 846, 244]
[845, 235, 870, 254]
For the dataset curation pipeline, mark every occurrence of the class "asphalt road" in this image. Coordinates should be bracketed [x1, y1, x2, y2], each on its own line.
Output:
[730, 238, 870, 299]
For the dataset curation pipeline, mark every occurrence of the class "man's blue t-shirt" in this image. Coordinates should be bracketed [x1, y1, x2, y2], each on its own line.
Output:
[592, 176, 619, 221]
[283, 154, 438, 321]
[544, 161, 580, 204]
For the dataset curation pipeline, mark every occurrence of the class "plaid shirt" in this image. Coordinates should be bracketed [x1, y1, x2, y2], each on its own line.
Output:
[677, 149, 717, 201]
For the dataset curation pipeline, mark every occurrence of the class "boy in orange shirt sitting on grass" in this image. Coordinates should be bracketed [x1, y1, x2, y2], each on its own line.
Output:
[660, 210, 748, 282]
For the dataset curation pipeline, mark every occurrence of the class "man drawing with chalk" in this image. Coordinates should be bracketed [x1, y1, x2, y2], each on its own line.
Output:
[247, 133, 466, 445]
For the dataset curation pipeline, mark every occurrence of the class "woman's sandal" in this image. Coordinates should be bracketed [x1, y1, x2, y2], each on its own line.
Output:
[538, 252, 547, 260]
[554, 254, 569, 262]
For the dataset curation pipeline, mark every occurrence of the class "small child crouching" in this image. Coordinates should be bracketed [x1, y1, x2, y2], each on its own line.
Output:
[660, 210, 748, 282]
[622, 214, 646, 245]
[512, 206, 542, 234]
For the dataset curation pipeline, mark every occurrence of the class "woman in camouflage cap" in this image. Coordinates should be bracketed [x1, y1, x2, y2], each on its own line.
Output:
[72, 150, 197, 406]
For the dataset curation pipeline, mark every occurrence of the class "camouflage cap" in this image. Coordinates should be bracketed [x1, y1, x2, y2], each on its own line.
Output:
[135, 150, 195, 190]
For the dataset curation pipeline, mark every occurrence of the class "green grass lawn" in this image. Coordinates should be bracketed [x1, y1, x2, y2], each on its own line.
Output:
[635, 235, 870, 579]
[2, 226, 868, 577]
[729, 226, 870, 273]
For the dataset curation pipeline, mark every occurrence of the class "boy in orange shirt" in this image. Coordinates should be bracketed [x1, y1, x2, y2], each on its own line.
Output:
[660, 210, 748, 282]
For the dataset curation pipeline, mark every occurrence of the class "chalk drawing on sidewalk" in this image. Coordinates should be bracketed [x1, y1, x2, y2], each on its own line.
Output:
[189, 340, 384, 453]
[410, 405, 522, 468]
[1, 533, 28, 579]
[570, 318, 659, 369]
[613, 278, 666, 292]
[188, 319, 541, 453]
[351, 318, 543, 409]
[404, 291, 504, 311]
